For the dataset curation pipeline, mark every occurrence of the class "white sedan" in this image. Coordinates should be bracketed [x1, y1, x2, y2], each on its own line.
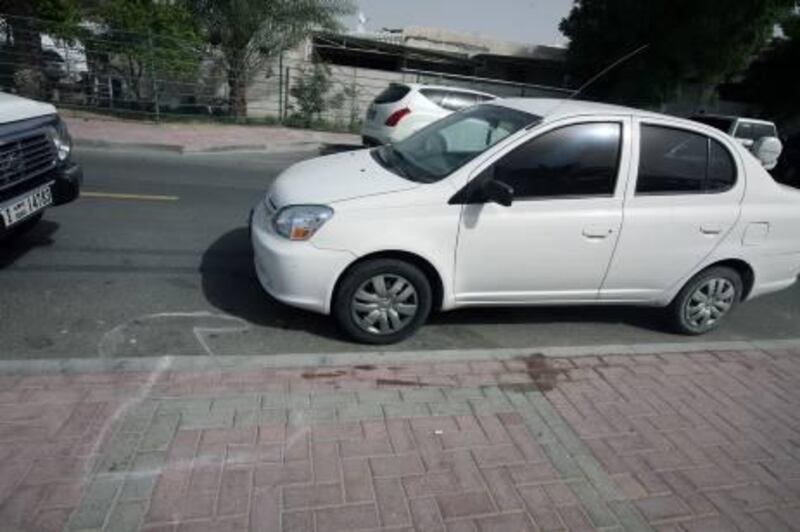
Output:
[251, 98, 800, 344]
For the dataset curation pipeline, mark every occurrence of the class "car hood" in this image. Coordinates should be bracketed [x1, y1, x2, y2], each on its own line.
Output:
[269, 149, 418, 207]
[0, 92, 57, 124]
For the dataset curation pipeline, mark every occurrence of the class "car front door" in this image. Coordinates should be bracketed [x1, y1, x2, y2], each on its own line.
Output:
[600, 119, 744, 302]
[453, 117, 632, 304]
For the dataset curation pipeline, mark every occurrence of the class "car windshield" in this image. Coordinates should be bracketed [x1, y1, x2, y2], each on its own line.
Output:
[373, 104, 540, 183]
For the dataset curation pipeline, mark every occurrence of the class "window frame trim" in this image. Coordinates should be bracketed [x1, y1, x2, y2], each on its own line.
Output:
[634, 121, 739, 198]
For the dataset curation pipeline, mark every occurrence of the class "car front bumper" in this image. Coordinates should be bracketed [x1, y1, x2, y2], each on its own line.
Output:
[0, 161, 83, 236]
[52, 162, 83, 205]
[250, 201, 355, 314]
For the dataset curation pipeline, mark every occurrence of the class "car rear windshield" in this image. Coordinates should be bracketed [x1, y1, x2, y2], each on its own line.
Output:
[734, 121, 777, 141]
[373, 84, 411, 104]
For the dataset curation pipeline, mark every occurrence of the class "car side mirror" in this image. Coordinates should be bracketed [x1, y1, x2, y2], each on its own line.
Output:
[481, 179, 514, 207]
[753, 136, 783, 171]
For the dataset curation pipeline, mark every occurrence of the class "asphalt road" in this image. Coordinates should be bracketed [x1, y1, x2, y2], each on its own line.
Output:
[1, 147, 798, 360]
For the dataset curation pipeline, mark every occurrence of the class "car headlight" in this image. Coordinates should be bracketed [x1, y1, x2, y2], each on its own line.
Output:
[273, 205, 334, 241]
[48, 118, 72, 161]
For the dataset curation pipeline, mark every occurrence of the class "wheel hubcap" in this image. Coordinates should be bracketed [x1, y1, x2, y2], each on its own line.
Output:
[352, 274, 418, 335]
[685, 278, 736, 331]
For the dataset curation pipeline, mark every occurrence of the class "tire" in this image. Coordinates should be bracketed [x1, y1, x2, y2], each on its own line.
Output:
[333, 258, 433, 345]
[668, 266, 743, 335]
[2, 212, 43, 242]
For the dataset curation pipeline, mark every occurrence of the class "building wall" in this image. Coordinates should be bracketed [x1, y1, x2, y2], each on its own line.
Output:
[244, 37, 570, 124]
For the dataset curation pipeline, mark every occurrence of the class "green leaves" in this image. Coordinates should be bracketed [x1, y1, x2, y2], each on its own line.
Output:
[560, 0, 797, 105]
[735, 10, 800, 119]
[289, 61, 333, 127]
[181, 0, 354, 116]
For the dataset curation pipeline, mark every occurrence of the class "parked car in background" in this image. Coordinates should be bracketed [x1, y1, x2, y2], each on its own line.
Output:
[773, 132, 800, 188]
[252, 98, 800, 344]
[690, 114, 782, 170]
[0, 92, 82, 240]
[361, 83, 496, 146]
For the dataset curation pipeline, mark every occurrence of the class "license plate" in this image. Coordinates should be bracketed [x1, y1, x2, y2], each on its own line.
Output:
[0, 183, 53, 228]
[367, 106, 377, 121]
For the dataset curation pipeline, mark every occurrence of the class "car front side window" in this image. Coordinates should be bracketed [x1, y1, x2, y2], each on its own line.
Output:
[490, 122, 623, 200]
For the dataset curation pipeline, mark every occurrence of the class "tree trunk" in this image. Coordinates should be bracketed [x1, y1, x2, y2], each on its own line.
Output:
[226, 50, 247, 118]
[11, 14, 43, 66]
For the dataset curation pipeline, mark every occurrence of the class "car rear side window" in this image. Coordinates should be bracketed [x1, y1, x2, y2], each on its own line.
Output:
[373, 84, 410, 104]
[493, 122, 622, 199]
[637, 125, 736, 195]
[707, 139, 736, 191]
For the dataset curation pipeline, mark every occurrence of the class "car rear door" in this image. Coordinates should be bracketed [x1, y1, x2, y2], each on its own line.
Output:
[600, 118, 744, 302]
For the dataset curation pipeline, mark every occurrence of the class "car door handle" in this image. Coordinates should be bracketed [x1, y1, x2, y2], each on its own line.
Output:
[700, 224, 724, 235]
[582, 226, 614, 239]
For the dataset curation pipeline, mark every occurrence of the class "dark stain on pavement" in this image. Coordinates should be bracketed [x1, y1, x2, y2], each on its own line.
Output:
[301, 370, 348, 379]
[499, 353, 569, 393]
[24, 335, 55, 350]
[376, 378, 427, 387]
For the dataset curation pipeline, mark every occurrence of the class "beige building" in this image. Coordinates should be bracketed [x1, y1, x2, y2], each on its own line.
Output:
[244, 26, 570, 124]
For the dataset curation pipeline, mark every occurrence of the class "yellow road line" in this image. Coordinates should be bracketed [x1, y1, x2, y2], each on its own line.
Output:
[81, 191, 179, 202]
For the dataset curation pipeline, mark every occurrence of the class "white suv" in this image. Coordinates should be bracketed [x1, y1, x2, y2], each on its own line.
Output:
[690, 114, 782, 170]
[0, 92, 82, 240]
[361, 83, 495, 146]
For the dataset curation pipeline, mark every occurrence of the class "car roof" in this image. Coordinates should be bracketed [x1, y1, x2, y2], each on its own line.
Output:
[495, 97, 664, 121]
[399, 83, 496, 98]
[494, 98, 737, 132]
[691, 113, 776, 126]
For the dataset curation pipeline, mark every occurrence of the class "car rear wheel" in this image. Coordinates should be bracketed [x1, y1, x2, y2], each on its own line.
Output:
[669, 266, 743, 335]
[334, 259, 432, 345]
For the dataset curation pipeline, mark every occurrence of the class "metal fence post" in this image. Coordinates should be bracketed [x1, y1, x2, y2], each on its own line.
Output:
[148, 30, 160, 122]
[278, 52, 284, 123]
[283, 67, 290, 122]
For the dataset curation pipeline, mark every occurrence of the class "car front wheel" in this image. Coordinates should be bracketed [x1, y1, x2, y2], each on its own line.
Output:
[333, 259, 432, 345]
[669, 266, 743, 335]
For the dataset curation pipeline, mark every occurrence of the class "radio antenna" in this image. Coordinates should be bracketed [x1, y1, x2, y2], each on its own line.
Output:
[570, 44, 650, 100]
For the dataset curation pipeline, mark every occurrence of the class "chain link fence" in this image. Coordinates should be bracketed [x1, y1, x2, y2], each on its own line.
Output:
[0, 14, 572, 132]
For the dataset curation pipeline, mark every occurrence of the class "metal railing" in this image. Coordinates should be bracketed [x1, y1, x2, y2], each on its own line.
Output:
[0, 13, 571, 131]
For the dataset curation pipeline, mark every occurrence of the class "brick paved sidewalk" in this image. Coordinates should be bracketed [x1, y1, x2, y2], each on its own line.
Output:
[61, 112, 360, 154]
[1, 346, 800, 532]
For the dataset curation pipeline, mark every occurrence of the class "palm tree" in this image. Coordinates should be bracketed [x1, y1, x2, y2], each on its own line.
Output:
[184, 0, 353, 117]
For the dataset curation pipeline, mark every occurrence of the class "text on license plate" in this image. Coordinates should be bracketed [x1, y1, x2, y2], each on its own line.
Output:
[0, 184, 53, 228]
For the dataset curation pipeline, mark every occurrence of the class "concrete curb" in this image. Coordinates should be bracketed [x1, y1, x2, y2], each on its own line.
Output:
[1, 338, 798, 376]
[73, 138, 345, 155]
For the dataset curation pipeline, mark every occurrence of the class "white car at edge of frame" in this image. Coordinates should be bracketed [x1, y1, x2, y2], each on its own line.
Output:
[251, 98, 800, 344]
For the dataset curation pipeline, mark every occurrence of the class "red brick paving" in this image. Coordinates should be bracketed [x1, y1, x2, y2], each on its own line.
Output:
[0, 347, 799, 531]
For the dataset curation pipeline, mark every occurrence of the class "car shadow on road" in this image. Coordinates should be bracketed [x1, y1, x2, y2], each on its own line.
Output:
[201, 227, 672, 342]
[0, 219, 59, 269]
[200, 227, 344, 340]
[318, 143, 364, 156]
[429, 305, 669, 334]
